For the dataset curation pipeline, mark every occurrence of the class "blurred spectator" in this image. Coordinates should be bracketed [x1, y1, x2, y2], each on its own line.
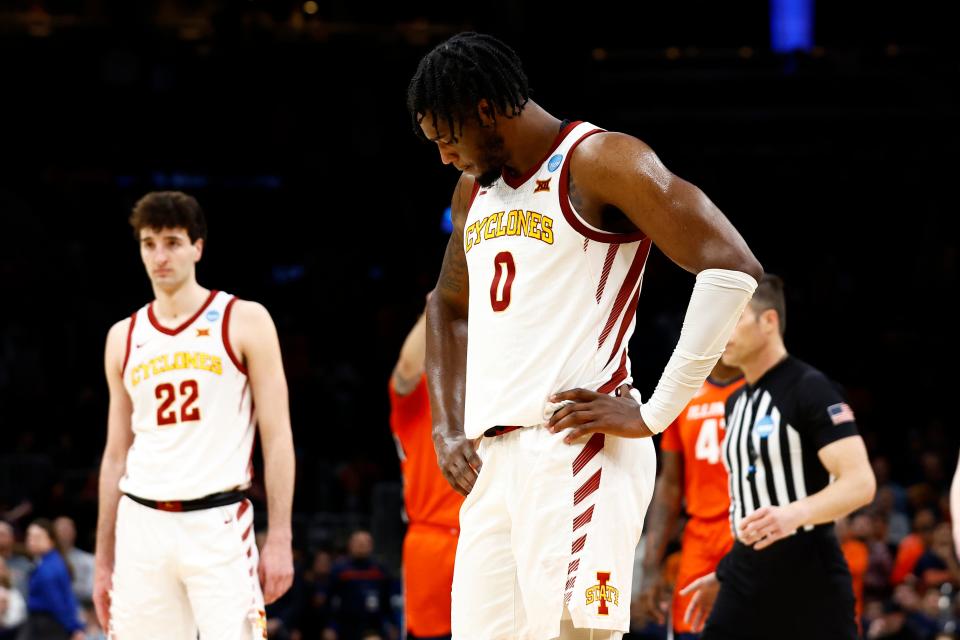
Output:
[0, 522, 31, 600]
[23, 519, 84, 639]
[893, 510, 938, 586]
[875, 486, 912, 546]
[1, 556, 27, 638]
[913, 524, 960, 589]
[866, 599, 924, 640]
[862, 511, 896, 600]
[52, 518, 93, 607]
[325, 530, 395, 640]
[302, 550, 333, 638]
[839, 514, 870, 632]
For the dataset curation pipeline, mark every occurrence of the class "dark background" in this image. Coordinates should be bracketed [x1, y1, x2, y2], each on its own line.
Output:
[0, 0, 956, 566]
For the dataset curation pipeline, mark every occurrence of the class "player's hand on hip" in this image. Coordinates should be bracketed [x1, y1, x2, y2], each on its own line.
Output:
[92, 562, 112, 631]
[434, 431, 482, 496]
[738, 504, 805, 550]
[636, 569, 670, 625]
[547, 384, 653, 443]
[679, 571, 719, 633]
[259, 535, 295, 604]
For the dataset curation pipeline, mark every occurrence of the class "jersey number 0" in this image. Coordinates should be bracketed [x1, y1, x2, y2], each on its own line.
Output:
[490, 251, 516, 312]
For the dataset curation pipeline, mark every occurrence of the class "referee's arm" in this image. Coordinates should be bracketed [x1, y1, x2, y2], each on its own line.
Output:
[739, 435, 875, 550]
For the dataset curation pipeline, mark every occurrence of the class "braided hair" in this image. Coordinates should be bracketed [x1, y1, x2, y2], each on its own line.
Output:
[407, 32, 530, 141]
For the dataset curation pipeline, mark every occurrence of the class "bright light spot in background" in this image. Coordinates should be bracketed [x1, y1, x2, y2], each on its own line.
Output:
[441, 206, 453, 233]
[302, 1, 319, 15]
[770, 0, 814, 53]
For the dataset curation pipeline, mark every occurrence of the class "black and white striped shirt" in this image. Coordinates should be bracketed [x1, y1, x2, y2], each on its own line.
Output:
[722, 356, 859, 535]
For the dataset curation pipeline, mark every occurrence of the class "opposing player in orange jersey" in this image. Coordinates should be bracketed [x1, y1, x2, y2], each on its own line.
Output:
[637, 361, 744, 639]
[389, 304, 464, 640]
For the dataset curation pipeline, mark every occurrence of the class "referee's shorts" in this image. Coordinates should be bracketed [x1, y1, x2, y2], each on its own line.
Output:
[702, 525, 856, 640]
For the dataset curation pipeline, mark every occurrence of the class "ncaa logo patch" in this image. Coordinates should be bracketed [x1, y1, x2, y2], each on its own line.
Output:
[548, 153, 563, 172]
[205, 309, 221, 322]
[755, 415, 775, 438]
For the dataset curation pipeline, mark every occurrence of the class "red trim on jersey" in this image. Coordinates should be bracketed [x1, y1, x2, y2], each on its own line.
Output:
[604, 247, 648, 364]
[242, 523, 252, 541]
[572, 433, 605, 476]
[500, 120, 582, 189]
[598, 244, 649, 350]
[568, 559, 580, 575]
[147, 290, 219, 336]
[574, 468, 602, 506]
[595, 244, 619, 302]
[597, 351, 629, 395]
[573, 505, 595, 532]
[121, 311, 137, 376]
[572, 534, 587, 554]
[559, 130, 647, 244]
[565, 577, 577, 591]
[222, 296, 247, 374]
[237, 499, 250, 519]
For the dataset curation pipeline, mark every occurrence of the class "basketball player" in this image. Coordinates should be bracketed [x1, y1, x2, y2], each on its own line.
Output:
[389, 305, 463, 639]
[407, 33, 763, 640]
[92, 192, 295, 639]
[636, 362, 744, 639]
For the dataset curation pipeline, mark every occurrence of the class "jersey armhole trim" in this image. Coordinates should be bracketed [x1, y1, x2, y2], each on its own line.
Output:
[466, 180, 481, 211]
[223, 296, 247, 375]
[559, 130, 648, 244]
[121, 311, 137, 376]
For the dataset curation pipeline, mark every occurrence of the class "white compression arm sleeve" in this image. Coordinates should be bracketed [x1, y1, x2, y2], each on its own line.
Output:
[639, 268, 758, 434]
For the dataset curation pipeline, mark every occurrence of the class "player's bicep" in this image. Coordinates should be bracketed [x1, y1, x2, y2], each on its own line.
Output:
[235, 303, 290, 437]
[574, 133, 760, 278]
[103, 321, 134, 457]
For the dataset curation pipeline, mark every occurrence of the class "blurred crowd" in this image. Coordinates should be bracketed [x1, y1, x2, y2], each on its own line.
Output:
[1, 517, 401, 640]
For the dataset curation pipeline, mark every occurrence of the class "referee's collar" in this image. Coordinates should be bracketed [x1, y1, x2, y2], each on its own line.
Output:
[746, 353, 793, 391]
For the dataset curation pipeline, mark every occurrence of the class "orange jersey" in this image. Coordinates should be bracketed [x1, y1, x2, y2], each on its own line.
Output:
[660, 376, 746, 521]
[389, 374, 464, 530]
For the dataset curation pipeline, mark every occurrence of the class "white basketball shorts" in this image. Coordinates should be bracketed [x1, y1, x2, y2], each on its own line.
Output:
[110, 495, 267, 639]
[451, 426, 656, 640]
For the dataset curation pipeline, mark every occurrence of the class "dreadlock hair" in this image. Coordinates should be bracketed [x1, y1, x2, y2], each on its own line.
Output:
[407, 32, 530, 141]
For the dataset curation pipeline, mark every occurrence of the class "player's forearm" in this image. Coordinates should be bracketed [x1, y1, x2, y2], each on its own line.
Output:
[426, 294, 468, 440]
[262, 427, 295, 540]
[951, 463, 960, 556]
[641, 480, 683, 574]
[791, 467, 875, 527]
[94, 453, 126, 567]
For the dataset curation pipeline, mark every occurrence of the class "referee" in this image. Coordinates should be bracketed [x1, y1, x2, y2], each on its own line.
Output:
[681, 275, 876, 640]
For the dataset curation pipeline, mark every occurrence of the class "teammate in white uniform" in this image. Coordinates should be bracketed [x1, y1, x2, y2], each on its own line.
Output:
[93, 191, 295, 639]
[407, 33, 764, 640]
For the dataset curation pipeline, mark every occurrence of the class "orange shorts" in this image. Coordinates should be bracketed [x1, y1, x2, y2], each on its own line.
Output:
[672, 516, 734, 634]
[403, 522, 459, 637]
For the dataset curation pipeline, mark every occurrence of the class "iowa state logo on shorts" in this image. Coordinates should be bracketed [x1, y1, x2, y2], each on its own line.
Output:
[585, 571, 619, 615]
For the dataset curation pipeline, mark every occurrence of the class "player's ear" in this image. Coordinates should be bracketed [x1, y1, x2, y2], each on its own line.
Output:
[193, 237, 204, 262]
[477, 99, 495, 126]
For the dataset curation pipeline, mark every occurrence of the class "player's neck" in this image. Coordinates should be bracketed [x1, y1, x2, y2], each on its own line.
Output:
[742, 341, 788, 386]
[502, 101, 563, 178]
[709, 361, 742, 384]
[151, 281, 210, 324]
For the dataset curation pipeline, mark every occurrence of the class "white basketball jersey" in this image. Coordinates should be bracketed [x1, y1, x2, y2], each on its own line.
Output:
[119, 290, 255, 500]
[463, 121, 652, 438]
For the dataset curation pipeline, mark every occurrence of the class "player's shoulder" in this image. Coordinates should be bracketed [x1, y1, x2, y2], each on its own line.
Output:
[227, 298, 273, 326]
[573, 129, 656, 164]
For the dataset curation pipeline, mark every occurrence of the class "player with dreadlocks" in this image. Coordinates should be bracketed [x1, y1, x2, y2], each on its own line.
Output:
[409, 32, 763, 640]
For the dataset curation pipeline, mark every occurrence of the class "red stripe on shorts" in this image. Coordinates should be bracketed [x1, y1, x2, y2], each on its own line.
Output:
[574, 469, 602, 506]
